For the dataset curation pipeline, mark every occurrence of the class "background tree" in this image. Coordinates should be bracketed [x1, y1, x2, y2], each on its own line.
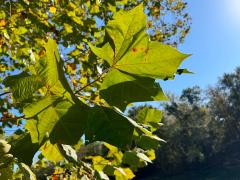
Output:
[129, 67, 240, 178]
[208, 67, 240, 144]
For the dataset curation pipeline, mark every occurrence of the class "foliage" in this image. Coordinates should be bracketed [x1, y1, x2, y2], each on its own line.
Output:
[130, 72, 240, 177]
[0, 2, 191, 180]
[208, 67, 240, 142]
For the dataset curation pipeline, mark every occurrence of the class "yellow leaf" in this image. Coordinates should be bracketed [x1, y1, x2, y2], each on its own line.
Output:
[0, 19, 6, 27]
[0, 64, 6, 72]
[146, 149, 156, 161]
[49, 6, 57, 14]
[80, 77, 88, 86]
[123, 168, 135, 180]
[71, 78, 78, 86]
[64, 23, 73, 33]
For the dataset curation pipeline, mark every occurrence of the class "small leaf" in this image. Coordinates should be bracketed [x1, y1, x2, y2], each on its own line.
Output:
[0, 140, 11, 156]
[136, 107, 163, 131]
[137, 135, 165, 150]
[95, 171, 109, 180]
[0, 19, 6, 27]
[41, 141, 64, 162]
[176, 68, 193, 75]
[49, 6, 57, 14]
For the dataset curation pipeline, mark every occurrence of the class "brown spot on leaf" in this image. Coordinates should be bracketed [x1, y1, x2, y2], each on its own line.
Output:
[132, 47, 137, 52]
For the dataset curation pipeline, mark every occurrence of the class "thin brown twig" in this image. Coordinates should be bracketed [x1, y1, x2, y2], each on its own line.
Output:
[74, 68, 110, 95]
[0, 92, 10, 97]
[1, 115, 25, 122]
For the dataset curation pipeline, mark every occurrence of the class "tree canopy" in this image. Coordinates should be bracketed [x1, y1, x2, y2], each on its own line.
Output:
[0, 1, 191, 179]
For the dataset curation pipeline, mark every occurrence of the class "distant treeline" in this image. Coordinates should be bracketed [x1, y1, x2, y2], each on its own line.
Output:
[130, 67, 240, 178]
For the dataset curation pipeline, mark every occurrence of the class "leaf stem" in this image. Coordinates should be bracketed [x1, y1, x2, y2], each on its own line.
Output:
[74, 68, 110, 94]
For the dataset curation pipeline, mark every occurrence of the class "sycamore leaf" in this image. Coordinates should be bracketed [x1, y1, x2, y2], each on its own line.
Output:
[122, 151, 151, 171]
[24, 96, 88, 145]
[0, 140, 11, 156]
[89, 43, 114, 65]
[40, 38, 60, 88]
[3, 72, 43, 101]
[95, 171, 109, 180]
[40, 141, 64, 162]
[136, 134, 165, 150]
[106, 4, 147, 62]
[90, 4, 189, 79]
[9, 133, 39, 166]
[135, 107, 163, 131]
[114, 39, 189, 79]
[86, 106, 134, 149]
[114, 167, 135, 180]
[36, 38, 77, 101]
[100, 69, 168, 110]
[90, 4, 189, 110]
[61, 144, 78, 163]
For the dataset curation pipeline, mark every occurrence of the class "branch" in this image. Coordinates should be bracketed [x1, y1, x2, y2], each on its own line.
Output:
[74, 68, 110, 95]
[1, 115, 25, 122]
[0, 92, 10, 97]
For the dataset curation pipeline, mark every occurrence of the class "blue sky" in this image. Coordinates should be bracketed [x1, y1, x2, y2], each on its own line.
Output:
[161, 0, 240, 95]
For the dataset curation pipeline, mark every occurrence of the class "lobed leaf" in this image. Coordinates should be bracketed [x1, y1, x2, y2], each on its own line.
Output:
[135, 107, 163, 131]
[100, 69, 168, 110]
[3, 73, 43, 101]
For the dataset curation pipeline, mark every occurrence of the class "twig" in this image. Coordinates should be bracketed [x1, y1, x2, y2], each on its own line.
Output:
[0, 92, 10, 97]
[74, 68, 110, 95]
[1, 115, 25, 122]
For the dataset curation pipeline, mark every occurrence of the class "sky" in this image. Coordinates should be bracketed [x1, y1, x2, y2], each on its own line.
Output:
[161, 0, 240, 95]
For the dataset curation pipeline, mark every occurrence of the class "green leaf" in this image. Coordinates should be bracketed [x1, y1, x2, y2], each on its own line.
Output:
[0, 140, 11, 156]
[91, 156, 109, 171]
[114, 167, 135, 180]
[25, 96, 88, 145]
[176, 68, 194, 75]
[34, 38, 77, 102]
[3, 72, 43, 101]
[122, 151, 151, 170]
[40, 38, 61, 88]
[114, 39, 189, 79]
[89, 43, 114, 65]
[135, 107, 163, 131]
[136, 135, 165, 150]
[106, 3, 146, 62]
[9, 133, 39, 166]
[95, 171, 109, 180]
[136, 152, 152, 163]
[60, 144, 78, 163]
[91, 4, 189, 79]
[40, 141, 64, 162]
[86, 106, 134, 149]
[100, 69, 168, 110]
